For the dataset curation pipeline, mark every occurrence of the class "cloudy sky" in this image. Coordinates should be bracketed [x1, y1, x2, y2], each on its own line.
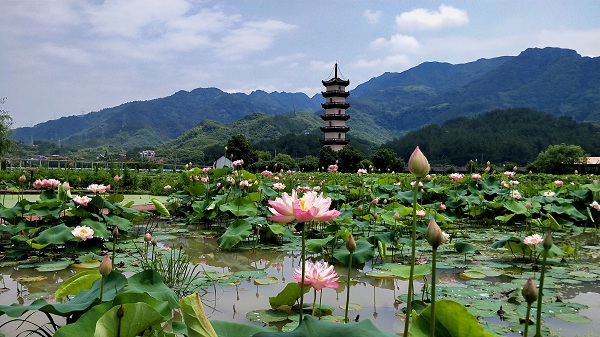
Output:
[2, 1, 599, 128]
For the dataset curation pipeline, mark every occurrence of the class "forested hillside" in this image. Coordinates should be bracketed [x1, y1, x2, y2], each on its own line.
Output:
[385, 108, 600, 166]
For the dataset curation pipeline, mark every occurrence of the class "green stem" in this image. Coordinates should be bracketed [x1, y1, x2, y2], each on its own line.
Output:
[534, 249, 548, 337]
[403, 177, 420, 336]
[99, 275, 105, 302]
[299, 222, 306, 324]
[524, 302, 532, 337]
[312, 289, 317, 317]
[430, 248, 437, 337]
[344, 252, 353, 323]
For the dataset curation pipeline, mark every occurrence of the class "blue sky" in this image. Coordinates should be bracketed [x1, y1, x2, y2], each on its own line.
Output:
[2, 0, 599, 128]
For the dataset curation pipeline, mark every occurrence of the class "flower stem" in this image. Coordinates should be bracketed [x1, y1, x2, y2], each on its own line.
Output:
[99, 275, 105, 302]
[534, 249, 548, 337]
[403, 177, 420, 336]
[312, 289, 317, 317]
[430, 247, 437, 337]
[299, 222, 306, 324]
[524, 302, 532, 337]
[344, 252, 353, 323]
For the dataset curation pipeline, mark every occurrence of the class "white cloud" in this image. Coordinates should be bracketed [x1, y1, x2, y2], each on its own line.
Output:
[216, 20, 296, 60]
[363, 10, 382, 24]
[370, 34, 420, 53]
[396, 5, 468, 30]
[354, 54, 412, 70]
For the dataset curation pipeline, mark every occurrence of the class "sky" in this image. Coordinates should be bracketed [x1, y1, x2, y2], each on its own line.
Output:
[1, 1, 599, 129]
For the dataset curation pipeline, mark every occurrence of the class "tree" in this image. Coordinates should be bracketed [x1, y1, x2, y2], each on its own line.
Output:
[0, 97, 15, 159]
[299, 155, 319, 172]
[338, 145, 366, 173]
[318, 146, 340, 171]
[274, 153, 297, 169]
[226, 134, 258, 166]
[371, 148, 404, 173]
[527, 144, 588, 173]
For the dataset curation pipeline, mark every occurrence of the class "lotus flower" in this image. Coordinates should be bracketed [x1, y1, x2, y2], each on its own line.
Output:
[292, 191, 341, 222]
[72, 225, 94, 241]
[523, 234, 543, 246]
[268, 191, 298, 223]
[73, 195, 92, 206]
[293, 261, 339, 291]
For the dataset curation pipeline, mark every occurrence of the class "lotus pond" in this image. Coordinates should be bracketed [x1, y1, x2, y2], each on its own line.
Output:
[1, 166, 600, 337]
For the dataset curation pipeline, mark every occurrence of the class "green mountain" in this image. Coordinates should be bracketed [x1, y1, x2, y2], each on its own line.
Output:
[11, 47, 599, 154]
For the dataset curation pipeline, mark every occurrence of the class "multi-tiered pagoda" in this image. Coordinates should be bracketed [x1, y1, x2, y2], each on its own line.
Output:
[320, 63, 350, 151]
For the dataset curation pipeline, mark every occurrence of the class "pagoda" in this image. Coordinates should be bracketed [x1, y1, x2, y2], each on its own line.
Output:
[320, 63, 350, 151]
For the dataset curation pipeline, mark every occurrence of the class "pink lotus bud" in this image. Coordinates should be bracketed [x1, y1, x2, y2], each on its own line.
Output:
[394, 212, 400, 220]
[346, 234, 356, 253]
[99, 255, 112, 276]
[426, 218, 443, 249]
[526, 201, 533, 209]
[439, 204, 447, 211]
[144, 232, 152, 242]
[408, 146, 430, 178]
[62, 181, 70, 191]
[164, 185, 172, 191]
[19, 174, 26, 182]
[521, 278, 538, 304]
[543, 232, 553, 251]
[114, 175, 121, 182]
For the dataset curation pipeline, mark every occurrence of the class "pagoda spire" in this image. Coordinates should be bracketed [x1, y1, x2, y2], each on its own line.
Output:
[320, 64, 350, 151]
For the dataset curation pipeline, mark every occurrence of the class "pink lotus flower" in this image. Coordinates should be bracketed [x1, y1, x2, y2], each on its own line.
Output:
[523, 234, 543, 246]
[328, 164, 338, 172]
[590, 201, 600, 211]
[471, 173, 482, 180]
[113, 175, 121, 182]
[202, 167, 211, 174]
[272, 182, 286, 190]
[19, 174, 26, 182]
[72, 225, 94, 241]
[262, 170, 273, 177]
[449, 173, 464, 182]
[239, 180, 250, 187]
[292, 191, 342, 223]
[87, 184, 108, 193]
[232, 159, 244, 167]
[439, 204, 447, 211]
[268, 191, 298, 223]
[73, 195, 92, 206]
[201, 177, 209, 183]
[415, 210, 426, 217]
[164, 185, 172, 191]
[503, 171, 516, 178]
[357, 168, 368, 174]
[554, 180, 564, 186]
[33, 178, 61, 189]
[293, 261, 339, 291]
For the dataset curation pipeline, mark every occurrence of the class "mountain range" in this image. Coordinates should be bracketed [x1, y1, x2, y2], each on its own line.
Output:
[12, 47, 600, 151]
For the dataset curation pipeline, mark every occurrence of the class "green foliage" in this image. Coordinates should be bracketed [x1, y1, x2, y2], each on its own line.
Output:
[319, 146, 340, 170]
[0, 97, 16, 158]
[227, 134, 258, 166]
[371, 148, 404, 173]
[338, 145, 366, 173]
[527, 143, 588, 173]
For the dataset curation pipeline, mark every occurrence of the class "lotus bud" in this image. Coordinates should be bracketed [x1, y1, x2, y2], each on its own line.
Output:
[62, 181, 70, 191]
[513, 166, 517, 172]
[426, 218, 443, 249]
[152, 238, 158, 246]
[112, 226, 119, 238]
[521, 278, 538, 304]
[525, 201, 533, 209]
[99, 255, 112, 276]
[117, 304, 124, 318]
[144, 232, 152, 242]
[114, 175, 121, 182]
[543, 232, 553, 251]
[19, 174, 26, 182]
[394, 212, 400, 220]
[407, 146, 430, 178]
[346, 234, 356, 253]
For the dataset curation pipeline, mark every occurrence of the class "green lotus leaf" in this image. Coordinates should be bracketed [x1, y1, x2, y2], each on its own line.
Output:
[55, 270, 101, 299]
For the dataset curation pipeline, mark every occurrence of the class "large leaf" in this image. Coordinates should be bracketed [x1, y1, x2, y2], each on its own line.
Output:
[151, 198, 170, 217]
[409, 299, 499, 337]
[103, 214, 134, 232]
[219, 197, 258, 217]
[217, 219, 253, 249]
[180, 292, 219, 337]
[252, 315, 396, 337]
[55, 270, 101, 299]
[306, 236, 334, 253]
[33, 224, 76, 245]
[212, 320, 278, 337]
[95, 302, 164, 337]
[269, 282, 310, 308]
[333, 238, 374, 266]
[389, 265, 432, 279]
[124, 270, 179, 313]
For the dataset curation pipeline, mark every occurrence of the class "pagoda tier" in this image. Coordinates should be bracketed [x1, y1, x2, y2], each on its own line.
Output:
[321, 101, 350, 109]
[320, 137, 350, 145]
[320, 114, 350, 121]
[321, 90, 350, 98]
[322, 78, 350, 86]
[320, 125, 350, 132]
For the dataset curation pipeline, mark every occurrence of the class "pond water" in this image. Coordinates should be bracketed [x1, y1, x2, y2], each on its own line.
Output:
[1, 215, 599, 336]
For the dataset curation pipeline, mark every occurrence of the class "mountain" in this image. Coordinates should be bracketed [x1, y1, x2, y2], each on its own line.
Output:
[11, 47, 600, 152]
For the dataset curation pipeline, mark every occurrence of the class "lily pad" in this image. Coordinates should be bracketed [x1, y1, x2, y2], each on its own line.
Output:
[246, 309, 289, 323]
[254, 276, 278, 285]
[554, 313, 592, 324]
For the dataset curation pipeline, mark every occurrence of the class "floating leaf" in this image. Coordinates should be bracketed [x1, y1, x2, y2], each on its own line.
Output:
[554, 313, 592, 324]
[254, 276, 278, 285]
[389, 264, 432, 279]
[460, 270, 487, 279]
[246, 309, 289, 323]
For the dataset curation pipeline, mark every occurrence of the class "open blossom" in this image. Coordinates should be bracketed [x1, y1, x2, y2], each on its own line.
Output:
[267, 191, 298, 223]
[73, 195, 92, 206]
[261, 170, 273, 177]
[202, 167, 211, 174]
[201, 177, 209, 183]
[371, 198, 379, 204]
[33, 178, 61, 189]
[439, 203, 447, 211]
[590, 201, 600, 211]
[273, 182, 286, 190]
[511, 190, 522, 199]
[293, 261, 339, 291]
[226, 176, 235, 184]
[503, 171, 516, 178]
[232, 159, 244, 167]
[410, 181, 424, 187]
[523, 234, 543, 246]
[449, 173, 464, 182]
[296, 185, 311, 193]
[239, 180, 251, 188]
[471, 173, 482, 180]
[357, 168, 368, 174]
[286, 170, 295, 175]
[554, 180, 564, 186]
[87, 184, 108, 193]
[415, 210, 426, 217]
[293, 191, 341, 222]
[72, 225, 94, 241]
[328, 164, 338, 172]
[543, 191, 555, 197]
[312, 186, 321, 191]
[164, 185, 172, 191]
